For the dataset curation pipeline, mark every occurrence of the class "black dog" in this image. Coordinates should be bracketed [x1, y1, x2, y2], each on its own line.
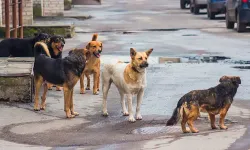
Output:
[33, 48, 90, 118]
[0, 33, 50, 57]
[34, 35, 66, 91]
[166, 76, 241, 133]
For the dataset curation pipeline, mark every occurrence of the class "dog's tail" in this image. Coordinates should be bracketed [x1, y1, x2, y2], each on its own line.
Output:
[166, 99, 185, 126]
[92, 33, 98, 41]
[34, 42, 51, 58]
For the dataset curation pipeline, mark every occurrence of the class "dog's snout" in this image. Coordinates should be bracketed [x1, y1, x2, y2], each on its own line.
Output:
[98, 49, 102, 53]
[61, 42, 64, 47]
[140, 61, 149, 68]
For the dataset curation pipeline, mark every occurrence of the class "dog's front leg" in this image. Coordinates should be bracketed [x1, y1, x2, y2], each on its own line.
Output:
[34, 75, 43, 111]
[93, 72, 99, 95]
[136, 89, 144, 120]
[40, 82, 48, 110]
[70, 88, 79, 116]
[127, 94, 136, 122]
[64, 87, 75, 118]
[119, 91, 128, 116]
[80, 73, 85, 94]
[219, 104, 231, 129]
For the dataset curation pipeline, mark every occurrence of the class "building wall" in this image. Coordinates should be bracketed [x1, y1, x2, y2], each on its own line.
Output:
[42, 0, 64, 16]
[2, 0, 33, 25]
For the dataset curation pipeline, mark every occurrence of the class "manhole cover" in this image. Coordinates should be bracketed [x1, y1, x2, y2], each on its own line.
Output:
[131, 126, 181, 135]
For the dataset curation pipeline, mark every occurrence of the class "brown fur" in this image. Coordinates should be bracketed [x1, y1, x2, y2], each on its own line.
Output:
[166, 76, 241, 133]
[33, 48, 90, 118]
[79, 33, 103, 95]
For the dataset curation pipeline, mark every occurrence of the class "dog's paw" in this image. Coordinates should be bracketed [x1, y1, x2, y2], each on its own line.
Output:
[48, 88, 52, 90]
[123, 111, 129, 116]
[136, 114, 142, 120]
[93, 91, 99, 95]
[56, 87, 62, 91]
[102, 112, 109, 117]
[211, 126, 218, 130]
[85, 87, 90, 90]
[34, 105, 40, 111]
[220, 125, 228, 130]
[71, 111, 79, 116]
[97, 89, 100, 91]
[129, 117, 136, 123]
[40, 105, 46, 110]
[182, 128, 191, 133]
[80, 89, 86, 94]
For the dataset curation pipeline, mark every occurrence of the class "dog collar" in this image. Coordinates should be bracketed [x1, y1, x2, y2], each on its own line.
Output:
[132, 66, 140, 73]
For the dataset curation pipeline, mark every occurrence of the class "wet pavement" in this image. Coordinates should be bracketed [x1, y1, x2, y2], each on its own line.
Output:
[2, 0, 250, 149]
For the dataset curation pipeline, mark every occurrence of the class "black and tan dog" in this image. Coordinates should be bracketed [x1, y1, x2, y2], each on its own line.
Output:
[166, 76, 241, 133]
[79, 33, 102, 95]
[0, 33, 50, 57]
[33, 48, 90, 118]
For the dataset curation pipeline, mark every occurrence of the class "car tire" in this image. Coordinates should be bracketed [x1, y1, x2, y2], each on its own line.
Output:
[207, 8, 215, 19]
[236, 12, 246, 32]
[226, 12, 234, 29]
[190, 6, 194, 13]
[181, 0, 186, 9]
[193, 4, 200, 14]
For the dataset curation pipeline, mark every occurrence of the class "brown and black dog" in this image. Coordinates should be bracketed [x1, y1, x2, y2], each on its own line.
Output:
[166, 76, 241, 133]
[33, 48, 90, 118]
[79, 33, 102, 95]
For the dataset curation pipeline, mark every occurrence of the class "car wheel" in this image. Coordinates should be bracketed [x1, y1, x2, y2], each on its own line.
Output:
[208, 8, 215, 19]
[190, 5, 194, 13]
[236, 12, 246, 32]
[194, 4, 199, 14]
[180, 0, 186, 9]
[226, 12, 234, 29]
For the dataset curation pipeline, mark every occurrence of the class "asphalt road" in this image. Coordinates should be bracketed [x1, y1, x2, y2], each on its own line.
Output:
[1, 0, 250, 150]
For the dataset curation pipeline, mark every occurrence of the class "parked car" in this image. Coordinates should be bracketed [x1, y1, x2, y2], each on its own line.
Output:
[207, 0, 226, 19]
[190, 0, 207, 14]
[226, 0, 250, 32]
[180, 0, 190, 9]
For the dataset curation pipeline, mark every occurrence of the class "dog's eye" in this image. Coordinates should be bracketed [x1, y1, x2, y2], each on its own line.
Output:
[145, 57, 147, 60]
[139, 57, 143, 60]
[93, 46, 96, 48]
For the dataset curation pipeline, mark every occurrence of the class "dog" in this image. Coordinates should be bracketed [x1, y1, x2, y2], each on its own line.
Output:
[43, 35, 65, 91]
[102, 48, 153, 122]
[33, 48, 90, 118]
[0, 33, 50, 57]
[79, 33, 102, 95]
[166, 76, 241, 133]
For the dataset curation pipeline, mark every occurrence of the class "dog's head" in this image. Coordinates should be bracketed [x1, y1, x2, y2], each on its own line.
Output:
[86, 33, 102, 58]
[50, 35, 65, 53]
[34, 33, 51, 43]
[130, 48, 153, 72]
[219, 76, 241, 85]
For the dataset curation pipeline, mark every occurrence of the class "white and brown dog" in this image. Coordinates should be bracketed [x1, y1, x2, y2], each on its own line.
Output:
[102, 48, 153, 122]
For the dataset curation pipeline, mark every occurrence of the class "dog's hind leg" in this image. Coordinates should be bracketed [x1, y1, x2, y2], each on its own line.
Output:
[219, 104, 231, 130]
[209, 113, 218, 129]
[34, 75, 43, 111]
[119, 91, 128, 116]
[181, 108, 190, 133]
[97, 73, 100, 91]
[186, 104, 200, 133]
[93, 72, 100, 95]
[70, 88, 79, 116]
[80, 73, 85, 94]
[136, 89, 144, 120]
[86, 74, 91, 90]
[102, 76, 112, 116]
[127, 94, 136, 123]
[40, 82, 48, 110]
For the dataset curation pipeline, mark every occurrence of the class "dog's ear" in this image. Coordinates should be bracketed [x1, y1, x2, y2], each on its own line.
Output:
[219, 76, 228, 83]
[34, 33, 39, 37]
[86, 42, 90, 49]
[92, 33, 98, 41]
[100, 42, 103, 50]
[130, 48, 137, 59]
[83, 48, 91, 60]
[145, 48, 153, 57]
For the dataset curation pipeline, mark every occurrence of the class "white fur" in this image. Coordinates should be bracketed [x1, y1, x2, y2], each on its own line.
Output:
[102, 62, 147, 122]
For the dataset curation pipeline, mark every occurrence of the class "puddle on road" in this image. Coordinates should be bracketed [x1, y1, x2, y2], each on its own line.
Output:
[131, 126, 180, 135]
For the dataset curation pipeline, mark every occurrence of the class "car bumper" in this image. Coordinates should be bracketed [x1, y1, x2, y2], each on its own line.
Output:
[195, 0, 207, 5]
[239, 9, 250, 23]
[208, 2, 226, 13]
